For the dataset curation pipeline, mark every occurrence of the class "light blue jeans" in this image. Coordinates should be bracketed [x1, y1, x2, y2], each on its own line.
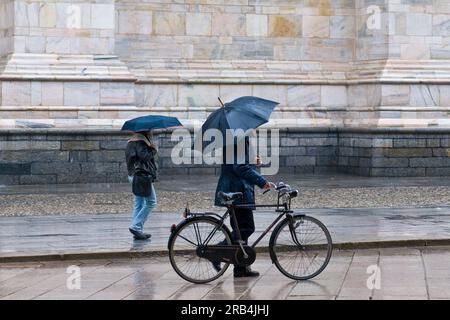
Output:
[128, 176, 157, 232]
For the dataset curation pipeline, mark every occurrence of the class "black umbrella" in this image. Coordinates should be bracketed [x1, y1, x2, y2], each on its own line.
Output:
[199, 96, 279, 148]
[121, 115, 182, 132]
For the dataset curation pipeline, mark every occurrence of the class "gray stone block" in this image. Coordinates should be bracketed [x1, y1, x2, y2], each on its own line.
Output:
[31, 162, 82, 175]
[384, 148, 432, 157]
[441, 138, 450, 147]
[6, 134, 48, 141]
[372, 139, 393, 148]
[62, 141, 100, 151]
[280, 146, 307, 156]
[371, 158, 409, 168]
[160, 157, 180, 168]
[306, 146, 336, 156]
[100, 140, 127, 150]
[393, 139, 427, 148]
[315, 166, 338, 174]
[80, 162, 121, 174]
[57, 173, 108, 184]
[316, 156, 337, 166]
[0, 141, 60, 151]
[156, 147, 174, 158]
[19, 175, 57, 185]
[432, 148, 449, 157]
[87, 150, 125, 162]
[0, 175, 19, 185]
[69, 151, 88, 162]
[285, 156, 316, 166]
[161, 136, 185, 148]
[426, 167, 450, 176]
[0, 151, 69, 162]
[338, 156, 349, 166]
[0, 163, 31, 175]
[281, 137, 299, 147]
[351, 138, 372, 148]
[427, 139, 441, 147]
[107, 172, 128, 183]
[348, 157, 360, 167]
[48, 134, 88, 141]
[294, 166, 315, 174]
[298, 137, 335, 146]
[357, 157, 372, 167]
[370, 168, 426, 177]
[409, 157, 450, 168]
[338, 147, 356, 157]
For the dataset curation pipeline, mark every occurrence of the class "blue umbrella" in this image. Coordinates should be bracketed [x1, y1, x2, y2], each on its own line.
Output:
[200, 96, 279, 148]
[121, 115, 182, 132]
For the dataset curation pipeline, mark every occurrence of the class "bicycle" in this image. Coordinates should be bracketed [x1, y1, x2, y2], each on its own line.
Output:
[168, 182, 333, 284]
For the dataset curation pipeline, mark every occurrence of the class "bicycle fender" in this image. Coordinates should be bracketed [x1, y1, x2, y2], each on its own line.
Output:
[268, 217, 290, 264]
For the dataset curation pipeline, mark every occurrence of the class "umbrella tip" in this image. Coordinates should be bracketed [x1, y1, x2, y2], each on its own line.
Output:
[218, 97, 225, 107]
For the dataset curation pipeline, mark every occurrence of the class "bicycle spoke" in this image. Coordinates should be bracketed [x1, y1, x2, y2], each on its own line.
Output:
[169, 218, 232, 283]
[272, 216, 332, 280]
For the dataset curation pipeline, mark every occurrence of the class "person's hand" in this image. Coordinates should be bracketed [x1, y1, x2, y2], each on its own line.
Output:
[263, 182, 276, 190]
[256, 156, 262, 167]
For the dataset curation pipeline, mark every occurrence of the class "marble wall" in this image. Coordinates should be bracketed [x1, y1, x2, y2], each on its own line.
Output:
[0, 0, 14, 57]
[387, 0, 450, 60]
[11, 0, 115, 55]
[0, 0, 449, 130]
[115, 0, 355, 69]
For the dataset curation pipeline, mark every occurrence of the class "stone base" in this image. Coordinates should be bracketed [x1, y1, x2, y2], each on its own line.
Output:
[0, 127, 449, 185]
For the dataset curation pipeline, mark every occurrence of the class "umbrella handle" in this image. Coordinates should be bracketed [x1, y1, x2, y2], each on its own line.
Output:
[218, 97, 225, 107]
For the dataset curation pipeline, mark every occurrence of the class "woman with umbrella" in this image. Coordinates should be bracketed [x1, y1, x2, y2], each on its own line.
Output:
[123, 115, 182, 240]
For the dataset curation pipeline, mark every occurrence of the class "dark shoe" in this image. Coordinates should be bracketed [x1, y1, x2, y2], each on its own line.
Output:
[211, 261, 222, 272]
[211, 239, 227, 272]
[129, 228, 148, 240]
[143, 233, 152, 239]
[234, 266, 260, 278]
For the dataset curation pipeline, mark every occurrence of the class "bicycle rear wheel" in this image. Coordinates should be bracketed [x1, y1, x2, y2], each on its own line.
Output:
[168, 217, 232, 284]
[270, 215, 332, 280]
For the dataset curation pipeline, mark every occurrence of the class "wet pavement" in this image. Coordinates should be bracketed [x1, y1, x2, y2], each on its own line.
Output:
[3, 174, 450, 195]
[1, 206, 450, 259]
[1, 246, 449, 300]
[1, 174, 450, 260]
[1, 174, 450, 217]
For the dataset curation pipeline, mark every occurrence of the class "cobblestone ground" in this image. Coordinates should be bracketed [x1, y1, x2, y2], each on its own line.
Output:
[1, 174, 450, 216]
[1, 246, 449, 300]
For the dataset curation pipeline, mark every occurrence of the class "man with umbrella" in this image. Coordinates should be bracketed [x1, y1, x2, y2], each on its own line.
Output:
[123, 115, 182, 240]
[202, 96, 278, 277]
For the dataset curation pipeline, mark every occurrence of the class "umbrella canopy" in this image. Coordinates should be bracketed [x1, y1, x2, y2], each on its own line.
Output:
[200, 96, 279, 148]
[121, 115, 182, 132]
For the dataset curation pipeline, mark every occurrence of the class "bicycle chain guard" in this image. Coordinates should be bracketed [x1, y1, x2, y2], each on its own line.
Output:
[196, 245, 256, 266]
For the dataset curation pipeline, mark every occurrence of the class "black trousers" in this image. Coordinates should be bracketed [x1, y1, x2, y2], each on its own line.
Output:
[230, 208, 255, 244]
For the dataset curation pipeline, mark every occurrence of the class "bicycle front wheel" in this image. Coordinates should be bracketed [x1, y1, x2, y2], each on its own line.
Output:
[168, 217, 232, 284]
[270, 215, 332, 280]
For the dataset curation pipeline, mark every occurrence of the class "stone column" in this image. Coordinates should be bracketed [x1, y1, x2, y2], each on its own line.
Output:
[0, 0, 136, 128]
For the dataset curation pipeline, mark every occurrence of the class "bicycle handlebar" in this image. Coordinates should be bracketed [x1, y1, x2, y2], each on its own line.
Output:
[263, 182, 296, 195]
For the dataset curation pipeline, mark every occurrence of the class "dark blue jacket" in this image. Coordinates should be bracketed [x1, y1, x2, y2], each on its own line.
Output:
[214, 162, 267, 207]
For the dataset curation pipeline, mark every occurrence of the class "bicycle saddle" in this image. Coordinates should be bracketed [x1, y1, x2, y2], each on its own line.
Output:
[218, 191, 243, 204]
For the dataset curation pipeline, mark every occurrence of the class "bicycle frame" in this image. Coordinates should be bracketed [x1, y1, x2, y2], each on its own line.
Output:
[187, 201, 302, 250]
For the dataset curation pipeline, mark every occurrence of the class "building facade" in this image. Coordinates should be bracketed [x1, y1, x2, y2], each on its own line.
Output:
[0, 0, 450, 184]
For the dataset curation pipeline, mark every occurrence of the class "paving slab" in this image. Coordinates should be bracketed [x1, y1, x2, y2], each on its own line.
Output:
[1, 206, 450, 260]
[1, 246, 448, 300]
